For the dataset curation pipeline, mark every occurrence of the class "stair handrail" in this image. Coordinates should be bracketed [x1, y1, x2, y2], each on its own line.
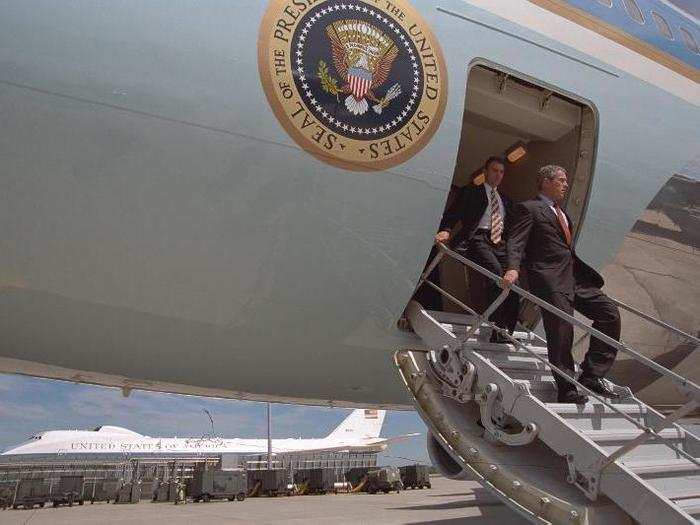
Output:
[414, 243, 700, 471]
[428, 242, 700, 401]
[609, 298, 699, 346]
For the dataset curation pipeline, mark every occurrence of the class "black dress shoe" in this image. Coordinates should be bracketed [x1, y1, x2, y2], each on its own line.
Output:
[579, 376, 621, 399]
[489, 332, 511, 344]
[557, 390, 589, 404]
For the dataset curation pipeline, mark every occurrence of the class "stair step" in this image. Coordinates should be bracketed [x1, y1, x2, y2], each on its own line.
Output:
[643, 471, 700, 516]
[582, 428, 686, 442]
[443, 323, 535, 342]
[427, 310, 478, 326]
[479, 353, 551, 372]
[623, 458, 700, 475]
[666, 486, 700, 516]
[549, 403, 648, 415]
[552, 403, 649, 432]
[428, 310, 538, 344]
[467, 342, 549, 356]
[674, 497, 700, 517]
[513, 378, 558, 402]
[666, 487, 700, 500]
[508, 370, 557, 384]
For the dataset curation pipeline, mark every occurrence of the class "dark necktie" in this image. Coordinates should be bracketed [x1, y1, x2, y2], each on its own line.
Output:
[554, 204, 572, 246]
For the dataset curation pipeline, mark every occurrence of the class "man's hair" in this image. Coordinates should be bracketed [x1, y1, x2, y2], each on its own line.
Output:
[484, 156, 505, 171]
[537, 164, 567, 190]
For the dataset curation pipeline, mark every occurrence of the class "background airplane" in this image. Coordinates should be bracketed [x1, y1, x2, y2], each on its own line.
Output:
[1, 408, 418, 460]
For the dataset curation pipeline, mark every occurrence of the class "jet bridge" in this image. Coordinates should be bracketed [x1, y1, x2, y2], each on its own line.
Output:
[396, 243, 699, 524]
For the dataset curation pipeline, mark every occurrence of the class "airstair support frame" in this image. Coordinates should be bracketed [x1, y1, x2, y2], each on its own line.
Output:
[395, 348, 631, 525]
[398, 243, 700, 524]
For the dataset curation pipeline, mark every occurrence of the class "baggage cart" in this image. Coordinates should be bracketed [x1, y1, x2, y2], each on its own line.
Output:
[12, 479, 50, 510]
[293, 468, 336, 495]
[399, 464, 432, 489]
[246, 469, 289, 497]
[153, 480, 186, 503]
[344, 467, 373, 489]
[115, 482, 141, 504]
[52, 475, 85, 507]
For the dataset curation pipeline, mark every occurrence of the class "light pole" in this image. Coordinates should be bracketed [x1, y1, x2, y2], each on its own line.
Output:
[267, 403, 272, 470]
[203, 409, 215, 437]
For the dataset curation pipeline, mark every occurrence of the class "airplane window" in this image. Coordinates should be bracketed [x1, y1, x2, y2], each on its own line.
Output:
[622, 0, 645, 24]
[651, 12, 673, 40]
[680, 27, 700, 54]
[596, 0, 613, 6]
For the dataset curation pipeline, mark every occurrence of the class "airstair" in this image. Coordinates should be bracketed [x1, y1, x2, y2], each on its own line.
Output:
[395, 243, 700, 524]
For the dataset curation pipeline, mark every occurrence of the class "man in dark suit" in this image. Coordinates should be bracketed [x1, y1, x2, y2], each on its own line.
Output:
[503, 165, 621, 404]
[435, 156, 519, 342]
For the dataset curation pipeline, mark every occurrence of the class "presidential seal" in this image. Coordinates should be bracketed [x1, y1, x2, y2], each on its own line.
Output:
[258, 0, 448, 171]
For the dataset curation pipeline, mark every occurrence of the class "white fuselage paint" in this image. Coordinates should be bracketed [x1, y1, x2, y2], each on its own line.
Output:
[2, 429, 389, 456]
[459, 0, 699, 104]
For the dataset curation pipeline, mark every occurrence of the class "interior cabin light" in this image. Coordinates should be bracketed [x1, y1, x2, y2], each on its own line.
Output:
[506, 143, 527, 163]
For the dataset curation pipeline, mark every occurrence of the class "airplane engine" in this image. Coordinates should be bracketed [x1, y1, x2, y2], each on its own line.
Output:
[426, 432, 474, 481]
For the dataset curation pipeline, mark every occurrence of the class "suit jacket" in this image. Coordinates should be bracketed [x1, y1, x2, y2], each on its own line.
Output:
[506, 195, 604, 297]
[439, 183, 514, 249]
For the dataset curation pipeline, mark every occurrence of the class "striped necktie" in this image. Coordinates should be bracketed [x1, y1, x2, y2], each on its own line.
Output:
[490, 187, 503, 244]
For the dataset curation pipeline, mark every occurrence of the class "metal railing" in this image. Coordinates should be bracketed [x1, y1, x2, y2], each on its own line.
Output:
[610, 298, 700, 346]
[415, 242, 699, 472]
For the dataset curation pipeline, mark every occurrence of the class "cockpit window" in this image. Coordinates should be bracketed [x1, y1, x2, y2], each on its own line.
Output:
[651, 12, 673, 40]
[622, 0, 645, 24]
[596, 0, 613, 7]
[680, 27, 700, 54]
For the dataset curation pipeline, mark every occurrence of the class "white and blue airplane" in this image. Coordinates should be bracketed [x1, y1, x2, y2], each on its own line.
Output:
[0, 0, 697, 422]
[1, 409, 414, 460]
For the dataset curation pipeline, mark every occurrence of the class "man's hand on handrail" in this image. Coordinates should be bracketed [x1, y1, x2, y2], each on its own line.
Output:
[434, 231, 450, 244]
[502, 269, 519, 289]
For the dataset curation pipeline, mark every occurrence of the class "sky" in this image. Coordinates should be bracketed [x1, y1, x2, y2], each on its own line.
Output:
[0, 373, 429, 465]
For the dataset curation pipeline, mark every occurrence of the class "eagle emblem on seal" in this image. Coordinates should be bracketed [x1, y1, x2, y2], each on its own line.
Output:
[317, 19, 402, 116]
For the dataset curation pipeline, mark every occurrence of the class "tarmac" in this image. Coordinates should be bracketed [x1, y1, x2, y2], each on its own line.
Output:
[0, 476, 530, 525]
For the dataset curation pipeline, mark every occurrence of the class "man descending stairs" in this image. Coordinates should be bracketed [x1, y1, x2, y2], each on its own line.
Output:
[397, 249, 699, 524]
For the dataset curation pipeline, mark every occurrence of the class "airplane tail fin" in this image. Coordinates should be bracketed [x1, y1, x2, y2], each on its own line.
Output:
[381, 432, 421, 445]
[326, 409, 386, 440]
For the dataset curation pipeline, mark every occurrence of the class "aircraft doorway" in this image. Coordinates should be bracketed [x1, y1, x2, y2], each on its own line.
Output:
[412, 64, 597, 325]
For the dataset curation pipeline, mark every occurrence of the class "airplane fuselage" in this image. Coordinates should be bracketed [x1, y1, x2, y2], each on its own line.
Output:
[0, 0, 697, 408]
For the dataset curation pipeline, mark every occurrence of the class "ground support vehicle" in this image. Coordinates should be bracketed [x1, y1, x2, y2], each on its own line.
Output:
[12, 479, 50, 509]
[366, 467, 402, 494]
[399, 465, 431, 489]
[51, 475, 85, 507]
[83, 479, 121, 504]
[188, 465, 247, 502]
